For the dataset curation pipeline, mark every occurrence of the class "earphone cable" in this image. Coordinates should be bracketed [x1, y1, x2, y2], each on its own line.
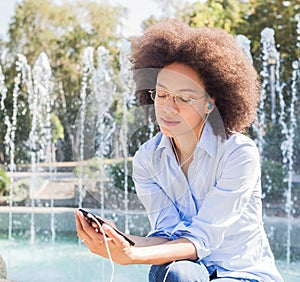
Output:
[88, 213, 115, 282]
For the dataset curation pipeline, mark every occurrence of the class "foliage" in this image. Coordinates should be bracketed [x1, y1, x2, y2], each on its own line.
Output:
[237, 0, 300, 68]
[261, 124, 284, 163]
[74, 158, 136, 194]
[108, 160, 135, 194]
[51, 113, 64, 144]
[184, 0, 249, 31]
[0, 167, 10, 196]
[261, 159, 287, 202]
[259, 117, 300, 201]
[181, 0, 300, 54]
[180, 0, 300, 73]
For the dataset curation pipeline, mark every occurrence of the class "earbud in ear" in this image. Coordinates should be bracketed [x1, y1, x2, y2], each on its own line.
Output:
[207, 103, 213, 110]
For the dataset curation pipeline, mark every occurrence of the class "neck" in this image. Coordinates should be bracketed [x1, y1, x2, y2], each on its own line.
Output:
[171, 122, 205, 164]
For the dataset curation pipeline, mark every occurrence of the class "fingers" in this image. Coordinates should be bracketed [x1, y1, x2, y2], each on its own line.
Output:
[102, 224, 129, 248]
[75, 210, 93, 242]
[74, 209, 84, 234]
[75, 210, 128, 249]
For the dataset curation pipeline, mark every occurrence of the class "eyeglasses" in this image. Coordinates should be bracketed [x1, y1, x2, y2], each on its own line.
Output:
[149, 88, 206, 108]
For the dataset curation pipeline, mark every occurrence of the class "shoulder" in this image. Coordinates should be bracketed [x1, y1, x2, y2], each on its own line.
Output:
[221, 132, 260, 169]
[133, 132, 163, 164]
[215, 133, 261, 184]
[135, 132, 163, 154]
[224, 133, 259, 157]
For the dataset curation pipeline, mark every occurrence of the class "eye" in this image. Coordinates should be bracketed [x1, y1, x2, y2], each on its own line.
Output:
[178, 97, 192, 103]
[156, 89, 168, 98]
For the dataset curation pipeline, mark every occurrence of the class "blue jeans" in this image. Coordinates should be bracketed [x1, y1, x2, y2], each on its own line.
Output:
[148, 260, 259, 282]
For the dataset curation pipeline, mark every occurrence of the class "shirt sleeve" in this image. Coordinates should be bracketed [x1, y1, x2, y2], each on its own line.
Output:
[132, 147, 182, 239]
[169, 141, 261, 259]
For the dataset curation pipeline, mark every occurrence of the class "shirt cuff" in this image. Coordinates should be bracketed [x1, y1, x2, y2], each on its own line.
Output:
[170, 226, 210, 259]
[147, 229, 172, 240]
[180, 233, 210, 259]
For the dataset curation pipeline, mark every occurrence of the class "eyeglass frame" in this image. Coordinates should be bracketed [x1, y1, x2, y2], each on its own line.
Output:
[148, 88, 207, 108]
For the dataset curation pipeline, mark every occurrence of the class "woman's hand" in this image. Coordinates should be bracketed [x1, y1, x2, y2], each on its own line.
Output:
[75, 210, 134, 265]
[75, 209, 197, 265]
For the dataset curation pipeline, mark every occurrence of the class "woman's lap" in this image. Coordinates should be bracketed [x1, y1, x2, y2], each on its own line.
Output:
[148, 260, 258, 282]
[148, 260, 210, 282]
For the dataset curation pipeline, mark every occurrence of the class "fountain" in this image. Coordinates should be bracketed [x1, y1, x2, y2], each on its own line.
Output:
[257, 25, 299, 268]
[73, 41, 143, 233]
[29, 52, 54, 244]
[0, 26, 299, 281]
[77, 46, 94, 210]
[4, 54, 32, 241]
[119, 40, 136, 234]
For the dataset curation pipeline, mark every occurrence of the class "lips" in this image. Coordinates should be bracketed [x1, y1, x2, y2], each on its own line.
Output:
[160, 117, 180, 127]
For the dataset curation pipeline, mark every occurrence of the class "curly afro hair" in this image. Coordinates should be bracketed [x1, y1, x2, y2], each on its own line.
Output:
[130, 20, 260, 137]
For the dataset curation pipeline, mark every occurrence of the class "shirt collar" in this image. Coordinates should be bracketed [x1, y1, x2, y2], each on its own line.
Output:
[197, 122, 219, 158]
[155, 122, 219, 158]
[155, 132, 172, 153]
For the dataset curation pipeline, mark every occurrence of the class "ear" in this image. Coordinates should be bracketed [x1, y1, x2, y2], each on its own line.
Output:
[206, 98, 215, 113]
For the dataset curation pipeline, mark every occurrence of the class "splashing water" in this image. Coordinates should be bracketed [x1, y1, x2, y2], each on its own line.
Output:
[236, 34, 253, 64]
[78, 47, 95, 209]
[27, 52, 53, 244]
[119, 40, 135, 234]
[5, 54, 31, 240]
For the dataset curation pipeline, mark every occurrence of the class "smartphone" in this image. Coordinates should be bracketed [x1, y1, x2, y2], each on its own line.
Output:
[78, 208, 135, 246]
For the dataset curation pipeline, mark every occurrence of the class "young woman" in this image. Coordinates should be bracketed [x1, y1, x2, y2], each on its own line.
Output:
[75, 21, 283, 282]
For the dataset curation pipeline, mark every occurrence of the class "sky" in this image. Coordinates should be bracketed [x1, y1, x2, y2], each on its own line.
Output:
[0, 0, 194, 39]
[0, 0, 17, 38]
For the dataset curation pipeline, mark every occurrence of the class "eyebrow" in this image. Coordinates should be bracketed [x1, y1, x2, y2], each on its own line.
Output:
[156, 82, 198, 94]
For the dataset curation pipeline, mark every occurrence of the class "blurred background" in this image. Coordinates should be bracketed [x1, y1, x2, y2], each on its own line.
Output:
[0, 0, 299, 281]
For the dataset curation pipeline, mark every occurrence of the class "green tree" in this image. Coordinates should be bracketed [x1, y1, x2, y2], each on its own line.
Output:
[1, 0, 125, 163]
[184, 0, 249, 31]
[176, 0, 299, 72]
[237, 0, 300, 67]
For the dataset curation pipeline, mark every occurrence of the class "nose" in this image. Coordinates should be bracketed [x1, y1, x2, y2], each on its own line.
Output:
[163, 95, 179, 113]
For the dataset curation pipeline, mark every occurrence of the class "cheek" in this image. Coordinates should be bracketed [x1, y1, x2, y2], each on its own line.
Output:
[193, 104, 207, 116]
[184, 106, 206, 122]
[154, 104, 161, 118]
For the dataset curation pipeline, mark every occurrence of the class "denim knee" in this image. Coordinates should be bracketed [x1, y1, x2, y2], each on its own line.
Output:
[148, 260, 210, 282]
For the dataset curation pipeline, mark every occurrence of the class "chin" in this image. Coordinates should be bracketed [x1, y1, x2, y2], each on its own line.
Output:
[159, 126, 175, 138]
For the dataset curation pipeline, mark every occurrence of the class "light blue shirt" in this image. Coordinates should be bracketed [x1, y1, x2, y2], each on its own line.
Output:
[132, 123, 283, 282]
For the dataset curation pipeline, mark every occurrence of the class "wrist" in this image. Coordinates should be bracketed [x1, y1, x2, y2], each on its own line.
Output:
[120, 246, 151, 265]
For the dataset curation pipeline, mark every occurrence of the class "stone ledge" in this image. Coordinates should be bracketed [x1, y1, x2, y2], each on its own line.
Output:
[0, 255, 7, 280]
[0, 255, 14, 282]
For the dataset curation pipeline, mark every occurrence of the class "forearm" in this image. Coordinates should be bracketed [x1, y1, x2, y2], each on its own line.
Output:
[76, 211, 197, 266]
[127, 234, 169, 247]
[128, 238, 197, 265]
